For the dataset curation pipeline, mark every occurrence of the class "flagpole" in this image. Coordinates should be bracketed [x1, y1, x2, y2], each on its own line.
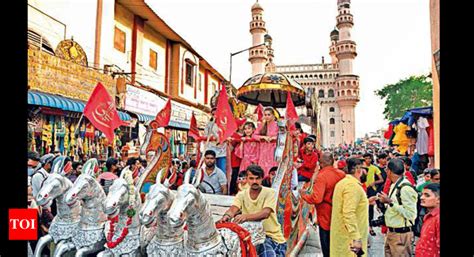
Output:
[197, 124, 213, 171]
[197, 86, 220, 171]
[74, 113, 84, 135]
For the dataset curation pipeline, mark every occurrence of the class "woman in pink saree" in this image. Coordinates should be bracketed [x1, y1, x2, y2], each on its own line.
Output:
[256, 107, 279, 177]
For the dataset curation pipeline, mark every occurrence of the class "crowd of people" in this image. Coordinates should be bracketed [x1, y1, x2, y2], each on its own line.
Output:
[27, 106, 440, 257]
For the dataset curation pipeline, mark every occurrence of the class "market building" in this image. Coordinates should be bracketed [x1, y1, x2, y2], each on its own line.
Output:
[27, 0, 234, 159]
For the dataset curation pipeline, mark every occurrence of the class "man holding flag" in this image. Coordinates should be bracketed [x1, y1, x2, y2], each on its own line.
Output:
[202, 85, 238, 175]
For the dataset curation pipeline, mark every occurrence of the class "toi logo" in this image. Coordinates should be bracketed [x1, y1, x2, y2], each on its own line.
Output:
[9, 209, 37, 240]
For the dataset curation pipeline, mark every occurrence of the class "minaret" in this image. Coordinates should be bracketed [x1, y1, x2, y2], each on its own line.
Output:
[329, 28, 339, 64]
[265, 34, 275, 72]
[335, 0, 359, 145]
[249, 1, 268, 76]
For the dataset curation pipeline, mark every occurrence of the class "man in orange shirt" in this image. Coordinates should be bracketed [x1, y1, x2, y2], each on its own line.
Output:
[300, 152, 346, 257]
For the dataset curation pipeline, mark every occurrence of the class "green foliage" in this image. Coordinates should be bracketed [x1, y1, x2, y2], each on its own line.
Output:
[375, 75, 432, 121]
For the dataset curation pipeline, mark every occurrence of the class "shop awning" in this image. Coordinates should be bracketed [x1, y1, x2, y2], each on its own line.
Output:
[117, 111, 131, 121]
[135, 113, 155, 122]
[28, 91, 131, 121]
[131, 112, 190, 129]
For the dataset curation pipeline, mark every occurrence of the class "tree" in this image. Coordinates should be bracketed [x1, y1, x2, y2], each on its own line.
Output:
[375, 75, 432, 121]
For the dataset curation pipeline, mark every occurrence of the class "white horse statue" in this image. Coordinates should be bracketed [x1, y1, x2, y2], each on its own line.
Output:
[34, 156, 81, 257]
[168, 169, 265, 256]
[97, 167, 143, 256]
[139, 168, 186, 256]
[64, 158, 108, 256]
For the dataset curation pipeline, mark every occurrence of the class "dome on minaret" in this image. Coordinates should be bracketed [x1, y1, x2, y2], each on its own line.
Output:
[252, 2, 263, 11]
[330, 28, 339, 41]
[264, 34, 272, 41]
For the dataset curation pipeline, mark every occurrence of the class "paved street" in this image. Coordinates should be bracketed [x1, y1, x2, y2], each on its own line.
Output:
[368, 226, 385, 257]
[368, 208, 385, 257]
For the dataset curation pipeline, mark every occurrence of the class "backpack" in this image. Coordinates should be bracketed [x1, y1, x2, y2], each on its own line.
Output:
[394, 182, 423, 236]
[31, 169, 48, 190]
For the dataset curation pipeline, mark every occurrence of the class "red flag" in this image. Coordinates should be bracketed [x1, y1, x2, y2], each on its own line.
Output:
[83, 83, 124, 143]
[254, 103, 264, 121]
[215, 86, 237, 144]
[286, 91, 298, 132]
[286, 91, 298, 122]
[155, 99, 172, 128]
[188, 112, 200, 140]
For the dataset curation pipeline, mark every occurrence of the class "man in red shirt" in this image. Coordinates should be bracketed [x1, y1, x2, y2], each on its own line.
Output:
[415, 183, 440, 257]
[296, 137, 319, 182]
[300, 152, 346, 257]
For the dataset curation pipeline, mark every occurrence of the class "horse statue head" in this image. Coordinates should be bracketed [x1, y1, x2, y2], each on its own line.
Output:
[36, 156, 74, 208]
[98, 166, 142, 256]
[64, 158, 102, 207]
[139, 169, 174, 227]
[167, 168, 204, 227]
[104, 166, 141, 218]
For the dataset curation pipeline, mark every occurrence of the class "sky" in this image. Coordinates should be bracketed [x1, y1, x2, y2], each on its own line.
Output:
[147, 0, 432, 138]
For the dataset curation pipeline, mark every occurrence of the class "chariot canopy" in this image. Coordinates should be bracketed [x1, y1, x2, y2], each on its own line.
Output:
[236, 72, 305, 107]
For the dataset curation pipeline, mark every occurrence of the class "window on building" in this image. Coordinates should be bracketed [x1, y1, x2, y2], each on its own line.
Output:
[330, 118, 335, 124]
[329, 107, 335, 112]
[328, 89, 335, 97]
[149, 49, 157, 70]
[318, 89, 325, 98]
[114, 26, 126, 53]
[330, 131, 335, 137]
[185, 60, 194, 86]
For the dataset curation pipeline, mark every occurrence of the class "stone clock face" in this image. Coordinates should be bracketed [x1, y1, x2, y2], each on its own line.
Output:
[55, 39, 88, 67]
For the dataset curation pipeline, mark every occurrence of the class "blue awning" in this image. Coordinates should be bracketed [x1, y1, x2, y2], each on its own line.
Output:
[129, 112, 190, 129]
[117, 111, 131, 121]
[169, 120, 190, 129]
[135, 113, 155, 122]
[28, 91, 131, 121]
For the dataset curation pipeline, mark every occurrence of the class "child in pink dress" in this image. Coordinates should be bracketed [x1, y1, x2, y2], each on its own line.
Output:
[256, 107, 279, 177]
[235, 121, 260, 173]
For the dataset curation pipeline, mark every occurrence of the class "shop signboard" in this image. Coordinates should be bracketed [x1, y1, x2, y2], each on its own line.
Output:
[124, 84, 165, 117]
[169, 101, 192, 129]
[125, 85, 194, 129]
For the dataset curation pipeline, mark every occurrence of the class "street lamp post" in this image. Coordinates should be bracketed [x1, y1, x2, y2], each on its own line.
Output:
[229, 37, 270, 86]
